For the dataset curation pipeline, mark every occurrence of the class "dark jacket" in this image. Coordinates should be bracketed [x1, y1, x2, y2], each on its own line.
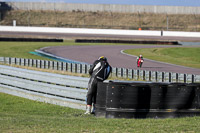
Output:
[89, 59, 112, 81]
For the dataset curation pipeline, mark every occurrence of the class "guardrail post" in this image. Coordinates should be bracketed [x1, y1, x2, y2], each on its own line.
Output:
[52, 61, 54, 69]
[143, 70, 145, 81]
[176, 73, 179, 82]
[28, 59, 30, 66]
[116, 68, 118, 77]
[9, 57, 11, 64]
[169, 73, 171, 82]
[89, 65, 92, 74]
[155, 71, 158, 82]
[80, 64, 82, 73]
[149, 71, 151, 81]
[85, 64, 87, 74]
[162, 72, 164, 82]
[40, 60, 42, 68]
[75, 64, 77, 73]
[192, 75, 194, 83]
[70, 63, 73, 72]
[56, 61, 59, 70]
[137, 70, 139, 80]
[24, 58, 26, 66]
[14, 58, 17, 65]
[65, 63, 68, 71]
[61, 62, 63, 71]
[126, 69, 128, 78]
[36, 59, 38, 68]
[43, 60, 46, 69]
[32, 59, 34, 67]
[131, 69, 134, 79]
[121, 68, 123, 78]
[19, 58, 22, 66]
[184, 74, 186, 83]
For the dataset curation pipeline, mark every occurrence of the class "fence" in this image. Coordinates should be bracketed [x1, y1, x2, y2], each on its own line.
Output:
[0, 57, 200, 83]
[0, 64, 88, 110]
[5, 2, 200, 14]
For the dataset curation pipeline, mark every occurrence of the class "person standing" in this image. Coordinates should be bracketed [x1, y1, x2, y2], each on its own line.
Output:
[85, 56, 112, 114]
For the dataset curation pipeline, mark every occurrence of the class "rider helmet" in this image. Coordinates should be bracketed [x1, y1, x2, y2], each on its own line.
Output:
[98, 56, 107, 61]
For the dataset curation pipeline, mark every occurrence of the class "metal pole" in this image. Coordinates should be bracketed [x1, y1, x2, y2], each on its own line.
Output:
[169, 73, 172, 82]
[184, 74, 187, 83]
[121, 68, 123, 78]
[149, 71, 151, 81]
[176, 73, 179, 82]
[166, 15, 168, 31]
[132, 69, 134, 79]
[162, 72, 164, 82]
[192, 75, 194, 83]
[143, 71, 145, 81]
[137, 70, 139, 80]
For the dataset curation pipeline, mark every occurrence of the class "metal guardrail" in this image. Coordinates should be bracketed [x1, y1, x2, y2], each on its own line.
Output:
[0, 57, 199, 83]
[0, 64, 88, 110]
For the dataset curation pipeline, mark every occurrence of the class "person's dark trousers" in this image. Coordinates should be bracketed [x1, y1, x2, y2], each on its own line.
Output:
[86, 77, 102, 105]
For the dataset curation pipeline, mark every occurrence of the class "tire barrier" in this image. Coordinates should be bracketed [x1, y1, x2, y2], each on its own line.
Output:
[0, 37, 63, 42]
[95, 81, 200, 118]
[75, 39, 180, 45]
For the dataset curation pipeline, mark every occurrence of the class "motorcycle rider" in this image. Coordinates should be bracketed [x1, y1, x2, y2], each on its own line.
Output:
[136, 55, 144, 67]
[85, 56, 112, 114]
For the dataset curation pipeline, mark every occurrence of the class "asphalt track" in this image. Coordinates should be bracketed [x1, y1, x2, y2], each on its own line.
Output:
[41, 45, 200, 75]
[1, 31, 200, 75]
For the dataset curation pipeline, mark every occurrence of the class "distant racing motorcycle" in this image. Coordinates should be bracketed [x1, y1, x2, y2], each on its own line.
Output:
[137, 55, 144, 68]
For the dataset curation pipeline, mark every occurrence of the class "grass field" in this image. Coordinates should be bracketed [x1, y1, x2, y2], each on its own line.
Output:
[0, 41, 199, 69]
[1, 41, 200, 132]
[124, 47, 200, 69]
[0, 41, 125, 59]
[1, 92, 200, 133]
[0, 41, 75, 60]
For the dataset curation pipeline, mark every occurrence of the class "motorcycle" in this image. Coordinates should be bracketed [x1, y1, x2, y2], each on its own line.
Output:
[137, 58, 144, 68]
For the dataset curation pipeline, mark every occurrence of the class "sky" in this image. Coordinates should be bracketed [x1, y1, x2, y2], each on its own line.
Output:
[2, 0, 200, 7]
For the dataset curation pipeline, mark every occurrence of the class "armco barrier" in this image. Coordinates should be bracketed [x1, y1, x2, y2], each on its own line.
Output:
[1, 26, 200, 38]
[0, 65, 88, 110]
[96, 81, 200, 118]
[0, 57, 200, 83]
[0, 26, 161, 36]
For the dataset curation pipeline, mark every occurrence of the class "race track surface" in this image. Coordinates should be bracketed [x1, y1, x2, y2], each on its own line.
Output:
[41, 45, 200, 75]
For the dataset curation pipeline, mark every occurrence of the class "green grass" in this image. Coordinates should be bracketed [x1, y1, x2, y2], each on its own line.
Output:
[0, 41, 71, 60]
[0, 41, 129, 60]
[1, 41, 200, 69]
[0, 40, 91, 60]
[1, 92, 200, 133]
[124, 47, 200, 69]
[1, 42, 200, 132]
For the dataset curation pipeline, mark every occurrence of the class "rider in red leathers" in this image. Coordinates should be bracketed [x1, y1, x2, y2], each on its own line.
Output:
[136, 55, 144, 68]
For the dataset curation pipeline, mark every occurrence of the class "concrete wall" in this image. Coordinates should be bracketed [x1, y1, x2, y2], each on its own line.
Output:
[4, 2, 200, 14]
